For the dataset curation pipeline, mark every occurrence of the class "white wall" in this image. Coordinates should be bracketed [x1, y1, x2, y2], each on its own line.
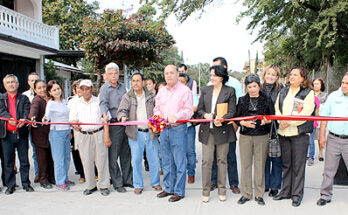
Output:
[15, 0, 42, 21]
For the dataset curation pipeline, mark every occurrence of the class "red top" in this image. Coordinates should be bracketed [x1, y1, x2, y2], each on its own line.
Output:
[7, 93, 18, 131]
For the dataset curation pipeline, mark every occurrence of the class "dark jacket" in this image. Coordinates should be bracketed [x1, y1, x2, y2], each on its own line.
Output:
[0, 92, 30, 139]
[278, 84, 314, 135]
[235, 91, 275, 136]
[197, 85, 237, 145]
[116, 87, 158, 141]
[261, 83, 283, 104]
[29, 95, 50, 148]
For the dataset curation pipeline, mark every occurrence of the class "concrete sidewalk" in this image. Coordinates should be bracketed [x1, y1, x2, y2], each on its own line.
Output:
[1, 138, 348, 215]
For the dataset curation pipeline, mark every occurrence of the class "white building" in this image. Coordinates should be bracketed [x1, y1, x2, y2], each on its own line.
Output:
[0, 0, 59, 92]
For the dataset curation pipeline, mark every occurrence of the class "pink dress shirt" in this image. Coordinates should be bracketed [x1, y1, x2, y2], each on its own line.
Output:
[154, 82, 193, 121]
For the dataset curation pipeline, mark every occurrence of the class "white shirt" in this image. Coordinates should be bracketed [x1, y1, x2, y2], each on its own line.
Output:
[23, 89, 34, 103]
[210, 94, 218, 129]
[69, 96, 103, 131]
[135, 91, 148, 129]
[45, 99, 70, 131]
[67, 95, 80, 110]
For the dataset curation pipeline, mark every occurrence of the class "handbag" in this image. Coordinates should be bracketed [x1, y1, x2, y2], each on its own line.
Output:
[268, 120, 281, 158]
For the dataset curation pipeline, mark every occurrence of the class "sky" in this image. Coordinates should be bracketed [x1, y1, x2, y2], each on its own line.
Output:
[86, 0, 264, 71]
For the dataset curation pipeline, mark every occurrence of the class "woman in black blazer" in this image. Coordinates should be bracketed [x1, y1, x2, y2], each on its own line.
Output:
[197, 65, 236, 202]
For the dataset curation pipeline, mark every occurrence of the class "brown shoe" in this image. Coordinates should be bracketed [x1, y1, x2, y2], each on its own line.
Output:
[152, 185, 162, 191]
[187, 176, 195, 184]
[159, 170, 163, 175]
[210, 184, 217, 191]
[134, 188, 143, 195]
[168, 194, 184, 202]
[79, 178, 86, 183]
[231, 185, 240, 194]
[157, 190, 173, 198]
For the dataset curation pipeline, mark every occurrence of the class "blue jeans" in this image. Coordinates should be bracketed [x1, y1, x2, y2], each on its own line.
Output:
[128, 131, 160, 189]
[160, 124, 187, 197]
[265, 156, 282, 190]
[29, 133, 39, 177]
[186, 126, 196, 176]
[308, 127, 316, 160]
[211, 141, 239, 186]
[49, 130, 71, 186]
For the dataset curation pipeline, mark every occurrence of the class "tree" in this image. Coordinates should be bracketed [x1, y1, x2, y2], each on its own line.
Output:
[81, 9, 175, 89]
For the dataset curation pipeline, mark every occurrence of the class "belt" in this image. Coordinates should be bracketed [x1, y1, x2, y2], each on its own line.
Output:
[165, 123, 184, 128]
[138, 128, 149, 132]
[79, 127, 103, 135]
[7, 130, 17, 134]
[329, 132, 348, 139]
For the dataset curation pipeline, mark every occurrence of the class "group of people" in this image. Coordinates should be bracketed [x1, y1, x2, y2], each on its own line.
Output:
[0, 57, 347, 208]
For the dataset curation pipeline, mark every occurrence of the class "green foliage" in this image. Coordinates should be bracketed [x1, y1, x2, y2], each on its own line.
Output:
[44, 61, 65, 86]
[81, 9, 175, 74]
[140, 0, 215, 22]
[187, 63, 211, 89]
[43, 0, 99, 51]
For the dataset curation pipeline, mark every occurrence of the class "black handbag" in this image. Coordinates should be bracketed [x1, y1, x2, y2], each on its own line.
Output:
[268, 120, 281, 158]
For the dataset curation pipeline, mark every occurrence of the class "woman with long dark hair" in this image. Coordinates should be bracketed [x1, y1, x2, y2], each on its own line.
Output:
[29, 80, 55, 189]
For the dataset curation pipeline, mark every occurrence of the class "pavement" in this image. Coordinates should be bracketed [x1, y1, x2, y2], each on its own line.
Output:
[1, 134, 348, 215]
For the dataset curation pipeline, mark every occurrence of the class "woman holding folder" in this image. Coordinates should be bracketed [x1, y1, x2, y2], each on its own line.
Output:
[197, 65, 237, 202]
[235, 74, 274, 206]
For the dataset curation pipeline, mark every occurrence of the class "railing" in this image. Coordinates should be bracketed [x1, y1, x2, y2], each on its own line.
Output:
[0, 5, 59, 50]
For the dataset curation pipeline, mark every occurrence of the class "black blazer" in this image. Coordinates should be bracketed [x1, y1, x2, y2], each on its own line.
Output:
[197, 85, 237, 145]
[0, 92, 30, 139]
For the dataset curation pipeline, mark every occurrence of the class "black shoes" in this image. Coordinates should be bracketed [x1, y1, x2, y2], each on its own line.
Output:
[269, 190, 278, 197]
[23, 185, 34, 192]
[237, 196, 250, 204]
[83, 187, 98, 195]
[40, 183, 53, 189]
[255, 197, 265, 205]
[124, 184, 134, 188]
[292, 196, 301, 207]
[317, 198, 331, 206]
[115, 186, 126, 193]
[5, 187, 15, 195]
[273, 195, 291, 201]
[100, 188, 110, 196]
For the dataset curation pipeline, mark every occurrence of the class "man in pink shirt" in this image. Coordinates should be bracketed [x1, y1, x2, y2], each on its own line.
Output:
[154, 65, 193, 202]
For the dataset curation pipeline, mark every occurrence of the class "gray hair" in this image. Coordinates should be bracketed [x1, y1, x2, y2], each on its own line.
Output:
[105, 62, 119, 73]
[3, 74, 19, 84]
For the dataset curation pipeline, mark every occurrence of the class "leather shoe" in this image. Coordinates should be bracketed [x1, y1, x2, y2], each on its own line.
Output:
[115, 186, 126, 193]
[273, 195, 291, 201]
[237, 196, 250, 204]
[187, 176, 195, 184]
[268, 190, 278, 197]
[124, 184, 134, 188]
[231, 185, 240, 194]
[40, 183, 53, 189]
[23, 185, 34, 192]
[83, 187, 97, 195]
[157, 190, 173, 198]
[255, 197, 265, 205]
[100, 188, 110, 196]
[292, 197, 301, 207]
[134, 188, 143, 195]
[317, 198, 331, 206]
[168, 194, 184, 202]
[210, 184, 217, 191]
[5, 187, 15, 195]
[152, 185, 162, 191]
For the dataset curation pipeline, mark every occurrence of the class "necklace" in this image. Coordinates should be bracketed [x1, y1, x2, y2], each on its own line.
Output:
[249, 97, 257, 111]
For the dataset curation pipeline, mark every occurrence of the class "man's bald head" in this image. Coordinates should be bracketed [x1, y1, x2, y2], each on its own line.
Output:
[164, 65, 179, 88]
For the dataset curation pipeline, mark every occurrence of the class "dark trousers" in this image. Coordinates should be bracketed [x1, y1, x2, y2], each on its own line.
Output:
[279, 134, 309, 200]
[71, 131, 85, 179]
[109, 125, 132, 188]
[0, 140, 5, 186]
[265, 156, 282, 190]
[35, 145, 55, 184]
[1, 133, 30, 189]
[211, 141, 239, 186]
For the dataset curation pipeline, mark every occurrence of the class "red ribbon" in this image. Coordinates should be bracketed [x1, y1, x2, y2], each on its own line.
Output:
[1, 115, 347, 127]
